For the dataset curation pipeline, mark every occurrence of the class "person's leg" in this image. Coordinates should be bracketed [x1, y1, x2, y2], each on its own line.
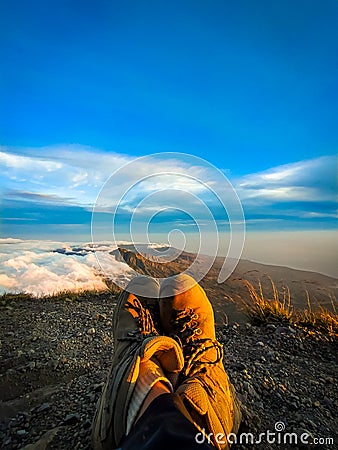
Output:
[91, 276, 184, 450]
[120, 273, 242, 450]
[121, 393, 214, 450]
[159, 274, 242, 450]
[134, 380, 172, 423]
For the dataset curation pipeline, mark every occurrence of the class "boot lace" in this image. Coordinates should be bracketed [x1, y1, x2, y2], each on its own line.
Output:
[171, 307, 224, 381]
[120, 298, 158, 342]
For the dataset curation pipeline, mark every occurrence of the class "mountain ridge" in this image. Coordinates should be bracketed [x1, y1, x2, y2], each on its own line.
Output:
[113, 246, 337, 325]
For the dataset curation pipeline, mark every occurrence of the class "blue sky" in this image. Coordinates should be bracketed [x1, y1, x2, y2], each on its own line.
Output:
[1, 0, 337, 169]
[0, 1, 337, 273]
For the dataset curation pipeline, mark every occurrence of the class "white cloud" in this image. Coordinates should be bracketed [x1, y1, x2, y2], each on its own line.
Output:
[0, 274, 17, 289]
[238, 186, 320, 202]
[1, 146, 215, 208]
[71, 171, 89, 187]
[0, 239, 135, 296]
[1, 151, 63, 172]
[300, 211, 338, 219]
[1, 145, 131, 205]
[1, 147, 336, 225]
[235, 155, 337, 204]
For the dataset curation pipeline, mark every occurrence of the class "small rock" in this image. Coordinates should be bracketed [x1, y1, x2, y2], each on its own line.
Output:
[87, 327, 96, 335]
[289, 402, 298, 411]
[93, 382, 104, 392]
[237, 392, 247, 403]
[48, 359, 59, 369]
[21, 427, 59, 449]
[36, 403, 51, 414]
[275, 326, 291, 335]
[17, 429, 27, 436]
[313, 401, 320, 407]
[243, 381, 250, 391]
[323, 396, 332, 405]
[63, 413, 81, 425]
[94, 313, 107, 321]
[306, 419, 316, 429]
[87, 393, 96, 402]
[231, 362, 246, 371]
[243, 369, 252, 380]
[82, 419, 91, 429]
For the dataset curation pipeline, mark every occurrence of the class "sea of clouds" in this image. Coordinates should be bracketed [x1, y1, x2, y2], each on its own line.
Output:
[0, 238, 145, 296]
[1, 237, 337, 297]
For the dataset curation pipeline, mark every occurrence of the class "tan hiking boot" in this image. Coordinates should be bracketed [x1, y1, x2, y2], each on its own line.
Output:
[160, 274, 242, 450]
[92, 276, 184, 450]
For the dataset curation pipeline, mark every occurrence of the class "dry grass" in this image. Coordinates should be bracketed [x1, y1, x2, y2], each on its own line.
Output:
[240, 278, 293, 325]
[240, 278, 338, 336]
[297, 291, 338, 335]
[0, 292, 34, 305]
[0, 288, 112, 306]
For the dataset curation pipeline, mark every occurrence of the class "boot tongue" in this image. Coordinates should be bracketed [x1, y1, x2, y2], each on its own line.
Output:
[141, 335, 184, 373]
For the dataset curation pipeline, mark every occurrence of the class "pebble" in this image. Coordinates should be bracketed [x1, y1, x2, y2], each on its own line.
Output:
[17, 429, 27, 436]
[36, 402, 51, 413]
[231, 362, 246, 371]
[63, 413, 81, 425]
[82, 419, 92, 429]
[93, 382, 104, 392]
[27, 361, 36, 370]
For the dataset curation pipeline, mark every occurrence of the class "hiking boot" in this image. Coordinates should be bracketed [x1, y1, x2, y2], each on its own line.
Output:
[160, 274, 242, 449]
[92, 276, 184, 450]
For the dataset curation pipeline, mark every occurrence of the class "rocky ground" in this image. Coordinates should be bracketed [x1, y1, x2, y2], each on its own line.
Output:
[0, 292, 337, 450]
